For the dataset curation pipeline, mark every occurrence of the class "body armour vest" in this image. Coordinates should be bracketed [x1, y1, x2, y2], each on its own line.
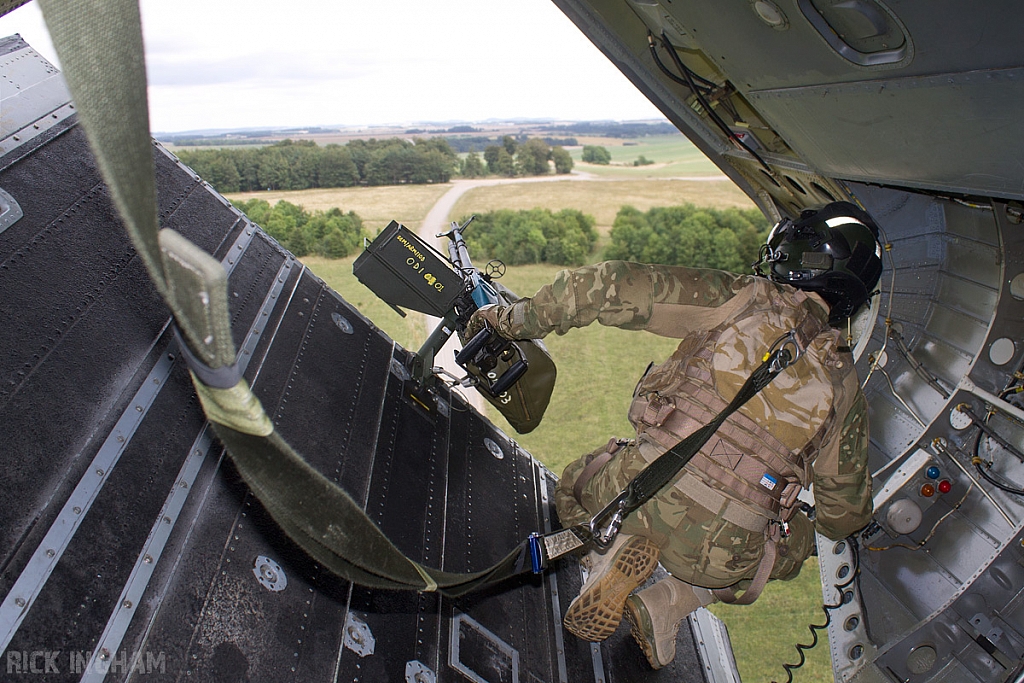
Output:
[627, 281, 854, 520]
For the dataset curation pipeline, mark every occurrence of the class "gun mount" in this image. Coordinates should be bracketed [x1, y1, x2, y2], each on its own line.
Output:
[354, 218, 557, 433]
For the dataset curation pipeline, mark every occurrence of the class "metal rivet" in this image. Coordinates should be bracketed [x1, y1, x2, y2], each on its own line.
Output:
[99, 649, 110, 660]
[73, 506, 82, 514]
[143, 555, 153, 564]
[14, 597, 25, 607]
[123, 600, 133, 609]
[96, 468, 105, 476]
[46, 549, 55, 558]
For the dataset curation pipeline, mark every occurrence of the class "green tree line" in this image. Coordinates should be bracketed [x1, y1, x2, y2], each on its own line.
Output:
[234, 198, 366, 258]
[606, 204, 770, 272]
[460, 209, 597, 266]
[459, 204, 767, 272]
[475, 136, 573, 178]
[178, 135, 573, 192]
[444, 134, 577, 154]
[178, 138, 459, 193]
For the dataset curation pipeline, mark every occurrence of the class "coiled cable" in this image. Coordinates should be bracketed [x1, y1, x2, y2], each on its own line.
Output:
[773, 538, 860, 683]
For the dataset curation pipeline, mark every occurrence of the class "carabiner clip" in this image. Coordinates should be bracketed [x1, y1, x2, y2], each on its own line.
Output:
[588, 492, 629, 549]
[765, 330, 803, 373]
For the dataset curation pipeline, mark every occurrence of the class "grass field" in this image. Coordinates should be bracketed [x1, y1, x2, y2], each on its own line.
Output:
[226, 184, 451, 233]
[570, 133, 725, 179]
[450, 179, 754, 235]
[304, 254, 833, 683]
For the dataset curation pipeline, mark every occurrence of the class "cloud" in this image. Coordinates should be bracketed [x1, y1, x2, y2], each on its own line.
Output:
[0, 0, 666, 132]
[146, 51, 379, 87]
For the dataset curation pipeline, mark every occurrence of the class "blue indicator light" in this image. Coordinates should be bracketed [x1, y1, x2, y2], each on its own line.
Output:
[926, 466, 941, 480]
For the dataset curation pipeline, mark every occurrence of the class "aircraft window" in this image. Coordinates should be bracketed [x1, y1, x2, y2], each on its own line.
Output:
[783, 175, 807, 195]
[759, 168, 781, 187]
[1010, 273, 1024, 300]
[811, 181, 837, 202]
[989, 337, 1015, 365]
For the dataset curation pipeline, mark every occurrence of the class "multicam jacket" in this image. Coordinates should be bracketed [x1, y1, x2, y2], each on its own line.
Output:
[488, 261, 872, 588]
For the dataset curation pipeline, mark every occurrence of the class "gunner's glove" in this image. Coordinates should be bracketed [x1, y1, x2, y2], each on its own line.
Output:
[466, 304, 510, 340]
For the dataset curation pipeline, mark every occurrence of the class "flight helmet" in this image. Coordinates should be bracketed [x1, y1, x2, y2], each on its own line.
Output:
[754, 201, 883, 325]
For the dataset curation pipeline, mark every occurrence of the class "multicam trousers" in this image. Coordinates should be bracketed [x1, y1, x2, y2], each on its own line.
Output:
[554, 439, 815, 590]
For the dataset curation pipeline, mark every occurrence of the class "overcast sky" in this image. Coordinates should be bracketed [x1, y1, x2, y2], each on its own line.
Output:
[0, 0, 666, 133]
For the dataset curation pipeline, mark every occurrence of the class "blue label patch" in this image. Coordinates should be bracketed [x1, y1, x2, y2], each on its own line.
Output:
[759, 473, 778, 491]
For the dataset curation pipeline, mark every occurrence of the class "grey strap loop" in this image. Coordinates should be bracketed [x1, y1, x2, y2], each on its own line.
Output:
[173, 328, 241, 390]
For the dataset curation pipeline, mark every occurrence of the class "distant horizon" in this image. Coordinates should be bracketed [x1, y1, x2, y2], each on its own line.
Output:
[153, 117, 677, 139]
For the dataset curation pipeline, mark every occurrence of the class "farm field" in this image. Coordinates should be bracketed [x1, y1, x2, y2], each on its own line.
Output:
[227, 177, 756, 250]
[226, 184, 451, 233]
[450, 178, 754, 235]
[569, 133, 725, 179]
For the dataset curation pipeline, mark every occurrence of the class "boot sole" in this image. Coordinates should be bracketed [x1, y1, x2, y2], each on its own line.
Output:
[563, 536, 659, 642]
[625, 595, 667, 670]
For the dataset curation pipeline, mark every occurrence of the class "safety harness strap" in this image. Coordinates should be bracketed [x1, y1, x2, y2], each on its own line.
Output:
[713, 523, 781, 605]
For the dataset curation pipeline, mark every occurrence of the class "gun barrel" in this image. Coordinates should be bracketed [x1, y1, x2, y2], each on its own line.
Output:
[447, 225, 476, 273]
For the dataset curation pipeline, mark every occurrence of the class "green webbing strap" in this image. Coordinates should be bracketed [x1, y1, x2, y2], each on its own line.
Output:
[210, 426, 538, 596]
[39, 0, 542, 596]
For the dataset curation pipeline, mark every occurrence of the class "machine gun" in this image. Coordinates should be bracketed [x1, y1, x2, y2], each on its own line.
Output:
[353, 217, 556, 433]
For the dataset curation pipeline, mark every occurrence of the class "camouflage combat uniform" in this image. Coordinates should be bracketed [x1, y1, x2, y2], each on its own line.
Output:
[485, 260, 872, 590]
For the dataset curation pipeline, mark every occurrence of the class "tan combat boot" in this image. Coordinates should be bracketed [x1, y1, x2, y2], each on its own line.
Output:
[624, 577, 715, 669]
[563, 534, 660, 642]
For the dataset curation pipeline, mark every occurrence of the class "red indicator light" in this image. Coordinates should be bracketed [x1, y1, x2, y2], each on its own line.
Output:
[920, 483, 936, 497]
[938, 480, 952, 494]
